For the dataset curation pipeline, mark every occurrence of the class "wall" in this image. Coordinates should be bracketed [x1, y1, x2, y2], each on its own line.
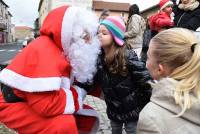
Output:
[39, 0, 92, 27]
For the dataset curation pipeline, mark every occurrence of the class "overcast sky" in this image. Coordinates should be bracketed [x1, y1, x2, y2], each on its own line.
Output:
[5, 0, 160, 28]
[5, 0, 40, 27]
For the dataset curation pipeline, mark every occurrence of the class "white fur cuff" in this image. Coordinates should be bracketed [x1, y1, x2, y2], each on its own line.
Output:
[73, 85, 87, 109]
[63, 87, 75, 114]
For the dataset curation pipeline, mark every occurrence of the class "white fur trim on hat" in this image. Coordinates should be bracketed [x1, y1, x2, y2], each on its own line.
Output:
[161, 1, 173, 10]
[0, 68, 70, 92]
[61, 7, 78, 55]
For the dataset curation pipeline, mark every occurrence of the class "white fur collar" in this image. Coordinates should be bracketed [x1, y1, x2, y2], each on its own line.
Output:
[178, 1, 199, 11]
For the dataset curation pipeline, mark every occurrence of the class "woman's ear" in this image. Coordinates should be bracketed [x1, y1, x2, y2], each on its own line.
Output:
[158, 63, 171, 77]
[158, 64, 166, 76]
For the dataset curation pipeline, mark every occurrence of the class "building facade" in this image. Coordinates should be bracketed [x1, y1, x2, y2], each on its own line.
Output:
[15, 26, 34, 42]
[0, 0, 13, 44]
[141, 4, 159, 20]
[38, 0, 92, 27]
[6, 11, 14, 42]
[93, 0, 130, 22]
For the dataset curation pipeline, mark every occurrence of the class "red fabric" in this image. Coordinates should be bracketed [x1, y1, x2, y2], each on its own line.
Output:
[149, 11, 174, 32]
[0, 93, 78, 134]
[70, 86, 80, 112]
[0, 5, 99, 134]
[7, 36, 71, 78]
[40, 6, 69, 50]
[7, 6, 71, 78]
[88, 85, 102, 98]
[159, 0, 171, 9]
[75, 105, 97, 133]
[13, 89, 67, 117]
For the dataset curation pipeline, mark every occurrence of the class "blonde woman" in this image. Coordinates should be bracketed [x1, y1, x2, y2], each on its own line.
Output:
[137, 28, 200, 134]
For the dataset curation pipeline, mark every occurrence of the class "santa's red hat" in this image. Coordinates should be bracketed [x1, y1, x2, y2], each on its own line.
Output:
[0, 6, 99, 92]
[159, 0, 173, 10]
[40, 6, 99, 56]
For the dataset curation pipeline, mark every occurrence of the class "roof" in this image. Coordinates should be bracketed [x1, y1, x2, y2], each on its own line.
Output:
[93, 0, 130, 12]
[8, 11, 12, 17]
[15, 26, 33, 30]
[141, 4, 159, 14]
[0, 0, 9, 8]
[38, 0, 44, 11]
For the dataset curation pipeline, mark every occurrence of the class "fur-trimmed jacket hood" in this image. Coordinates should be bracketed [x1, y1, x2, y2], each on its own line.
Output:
[137, 78, 200, 134]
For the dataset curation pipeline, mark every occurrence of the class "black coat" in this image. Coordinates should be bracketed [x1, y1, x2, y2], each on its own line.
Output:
[95, 49, 152, 122]
[173, 4, 200, 31]
[141, 29, 152, 64]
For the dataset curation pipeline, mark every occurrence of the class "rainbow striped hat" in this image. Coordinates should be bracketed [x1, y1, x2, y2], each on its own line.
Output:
[100, 16, 126, 46]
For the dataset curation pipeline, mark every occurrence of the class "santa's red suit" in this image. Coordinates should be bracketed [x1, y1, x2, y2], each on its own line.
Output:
[0, 6, 101, 134]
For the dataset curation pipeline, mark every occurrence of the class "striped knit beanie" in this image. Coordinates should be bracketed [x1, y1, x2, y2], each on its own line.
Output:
[100, 16, 126, 46]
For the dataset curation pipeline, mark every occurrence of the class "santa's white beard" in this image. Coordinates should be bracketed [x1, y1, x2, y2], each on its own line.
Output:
[66, 37, 100, 83]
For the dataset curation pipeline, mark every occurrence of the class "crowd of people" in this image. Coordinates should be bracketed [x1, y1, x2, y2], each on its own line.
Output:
[0, 0, 200, 134]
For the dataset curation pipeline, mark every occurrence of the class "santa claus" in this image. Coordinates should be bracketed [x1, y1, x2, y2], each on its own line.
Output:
[0, 5, 101, 134]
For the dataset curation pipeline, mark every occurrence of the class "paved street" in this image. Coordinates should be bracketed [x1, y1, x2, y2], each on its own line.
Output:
[85, 95, 112, 134]
[0, 44, 23, 66]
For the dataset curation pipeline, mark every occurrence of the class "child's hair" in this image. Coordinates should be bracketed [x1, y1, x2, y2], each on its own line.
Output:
[104, 43, 128, 76]
[151, 28, 200, 115]
[100, 16, 127, 76]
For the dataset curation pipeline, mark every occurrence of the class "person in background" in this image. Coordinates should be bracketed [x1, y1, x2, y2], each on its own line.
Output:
[96, 16, 151, 134]
[173, 0, 200, 31]
[99, 9, 110, 22]
[137, 28, 200, 134]
[0, 6, 101, 134]
[171, 0, 177, 4]
[22, 37, 34, 48]
[140, 19, 152, 64]
[125, 4, 146, 58]
[149, 0, 174, 37]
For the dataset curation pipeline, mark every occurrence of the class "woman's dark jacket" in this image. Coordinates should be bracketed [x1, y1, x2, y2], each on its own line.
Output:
[93, 49, 152, 122]
[173, 4, 200, 30]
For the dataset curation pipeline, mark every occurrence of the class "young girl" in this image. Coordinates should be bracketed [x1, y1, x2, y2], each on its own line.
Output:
[149, 0, 174, 37]
[137, 28, 200, 133]
[125, 4, 146, 58]
[96, 16, 152, 134]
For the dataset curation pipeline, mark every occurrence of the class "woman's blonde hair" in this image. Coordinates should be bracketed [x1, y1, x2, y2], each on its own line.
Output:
[151, 28, 200, 115]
